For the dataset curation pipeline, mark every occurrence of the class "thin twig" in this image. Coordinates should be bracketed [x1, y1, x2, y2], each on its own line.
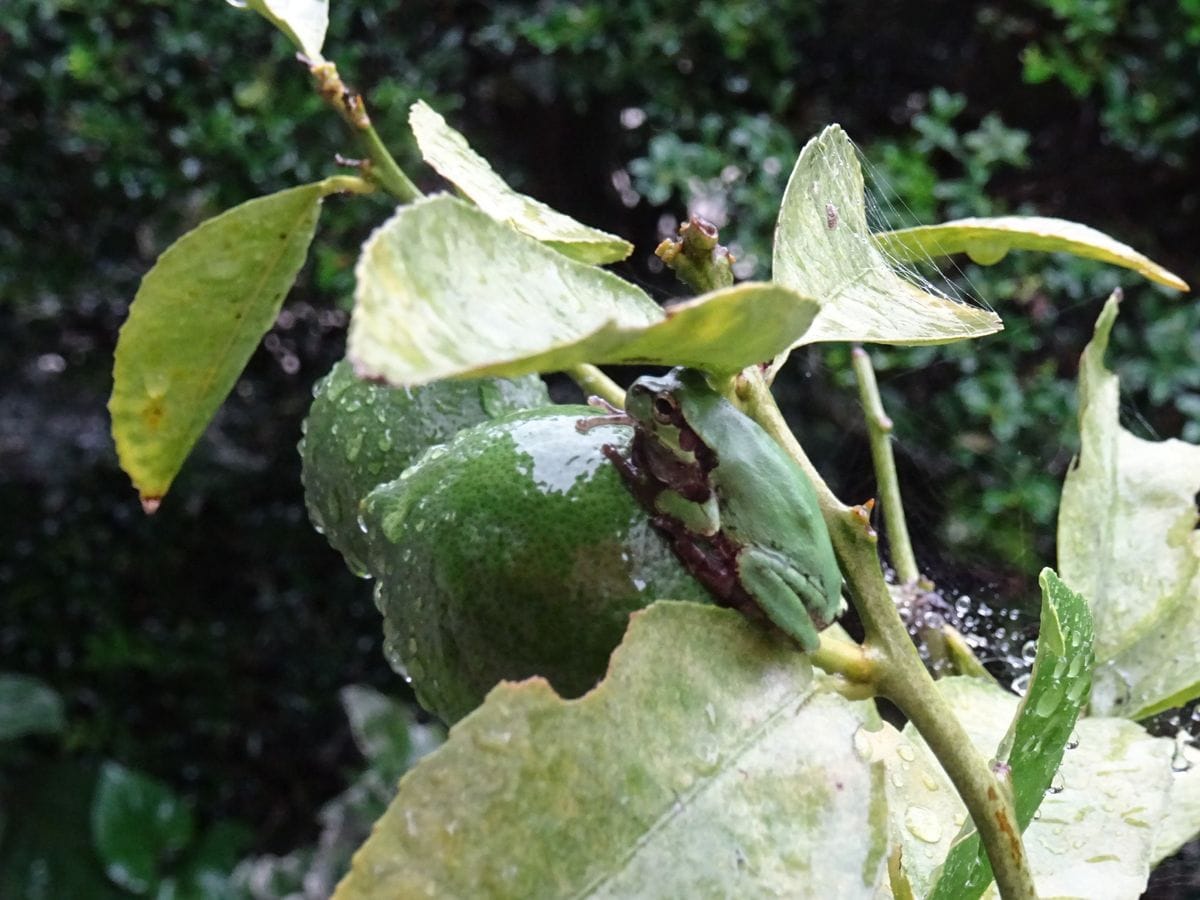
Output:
[851, 346, 919, 584]
[307, 58, 423, 204]
[566, 364, 625, 408]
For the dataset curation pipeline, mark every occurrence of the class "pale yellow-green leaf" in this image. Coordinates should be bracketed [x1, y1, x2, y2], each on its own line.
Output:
[870, 679, 1175, 899]
[854, 721, 962, 898]
[1057, 291, 1200, 719]
[335, 603, 889, 899]
[244, 0, 328, 60]
[1151, 741, 1200, 866]
[876, 217, 1189, 291]
[773, 125, 1001, 346]
[410, 101, 632, 265]
[348, 195, 821, 386]
[110, 182, 331, 506]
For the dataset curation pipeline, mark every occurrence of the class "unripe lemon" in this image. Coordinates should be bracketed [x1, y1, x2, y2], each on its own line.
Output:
[362, 406, 710, 723]
[300, 361, 549, 575]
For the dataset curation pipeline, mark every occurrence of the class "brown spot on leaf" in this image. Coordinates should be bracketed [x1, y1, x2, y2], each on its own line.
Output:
[142, 398, 165, 430]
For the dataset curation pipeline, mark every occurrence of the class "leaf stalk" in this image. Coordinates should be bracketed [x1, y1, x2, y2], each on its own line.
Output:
[850, 345, 919, 584]
[308, 59, 423, 204]
[566, 364, 626, 408]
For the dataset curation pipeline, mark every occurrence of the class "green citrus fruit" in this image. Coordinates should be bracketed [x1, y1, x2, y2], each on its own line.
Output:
[361, 405, 711, 723]
[299, 360, 549, 576]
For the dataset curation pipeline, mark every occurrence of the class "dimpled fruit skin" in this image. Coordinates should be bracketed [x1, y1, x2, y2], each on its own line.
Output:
[299, 360, 550, 576]
[361, 406, 711, 723]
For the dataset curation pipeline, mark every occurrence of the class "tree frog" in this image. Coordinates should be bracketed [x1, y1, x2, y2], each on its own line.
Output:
[587, 367, 843, 651]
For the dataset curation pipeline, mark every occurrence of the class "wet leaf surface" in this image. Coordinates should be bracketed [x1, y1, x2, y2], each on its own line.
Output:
[336, 603, 888, 899]
[927, 569, 1094, 900]
[1057, 292, 1200, 718]
[866, 678, 1176, 899]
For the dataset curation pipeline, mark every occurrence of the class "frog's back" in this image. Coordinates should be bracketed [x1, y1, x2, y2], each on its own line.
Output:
[677, 374, 828, 550]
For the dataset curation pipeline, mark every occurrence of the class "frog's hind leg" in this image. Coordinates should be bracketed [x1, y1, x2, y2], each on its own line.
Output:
[736, 547, 822, 652]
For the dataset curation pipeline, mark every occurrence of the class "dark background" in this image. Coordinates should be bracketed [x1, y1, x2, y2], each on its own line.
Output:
[2, 0, 1198, 892]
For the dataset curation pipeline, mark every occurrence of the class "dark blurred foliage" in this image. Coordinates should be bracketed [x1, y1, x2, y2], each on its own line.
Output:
[1, 0, 1198, 880]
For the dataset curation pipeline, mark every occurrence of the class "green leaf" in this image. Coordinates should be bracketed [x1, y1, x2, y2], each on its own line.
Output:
[110, 182, 329, 508]
[0, 673, 65, 741]
[91, 762, 195, 894]
[409, 101, 632, 265]
[773, 125, 1001, 346]
[1057, 291, 1200, 719]
[348, 195, 820, 385]
[866, 681, 1175, 899]
[876, 217, 1190, 291]
[173, 821, 253, 900]
[927, 569, 1095, 900]
[340, 685, 443, 784]
[242, 0, 328, 60]
[0, 762, 125, 900]
[335, 603, 888, 898]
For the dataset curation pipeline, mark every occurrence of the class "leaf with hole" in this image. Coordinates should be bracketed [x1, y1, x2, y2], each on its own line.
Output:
[335, 603, 888, 898]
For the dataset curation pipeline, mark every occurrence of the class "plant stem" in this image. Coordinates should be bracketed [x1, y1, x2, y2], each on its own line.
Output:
[810, 632, 877, 686]
[850, 346, 919, 584]
[308, 59, 423, 204]
[741, 371, 1036, 900]
[316, 174, 376, 197]
[567, 364, 626, 408]
[656, 216, 735, 294]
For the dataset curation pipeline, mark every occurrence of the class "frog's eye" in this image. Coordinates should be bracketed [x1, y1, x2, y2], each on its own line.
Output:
[652, 393, 676, 423]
